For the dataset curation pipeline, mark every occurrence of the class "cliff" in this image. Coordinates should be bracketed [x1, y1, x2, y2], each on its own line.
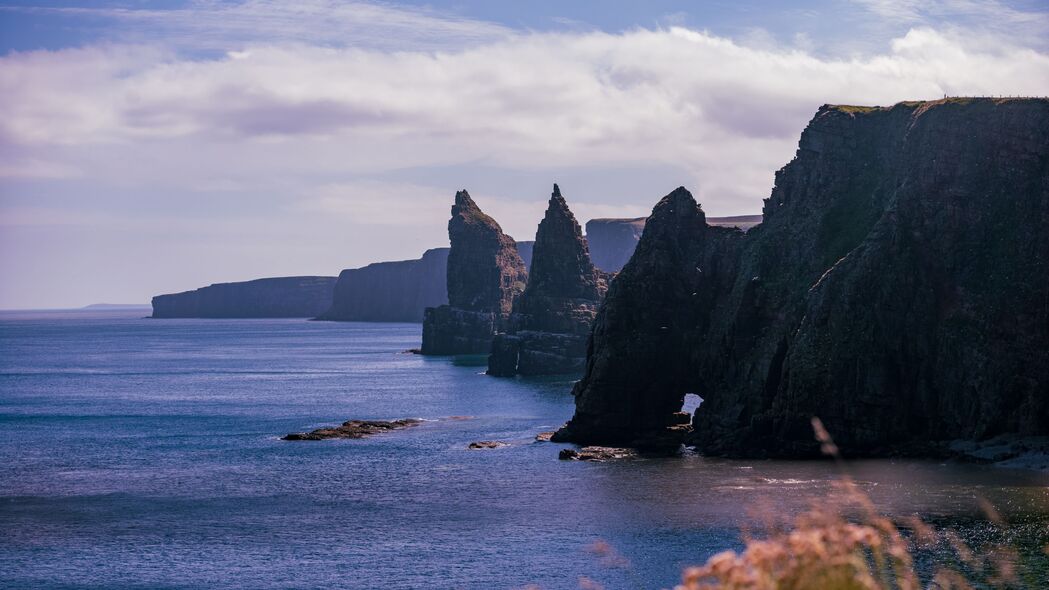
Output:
[421, 190, 529, 354]
[488, 185, 607, 376]
[584, 215, 761, 273]
[584, 217, 646, 273]
[555, 98, 1049, 456]
[151, 276, 337, 318]
[317, 243, 532, 324]
[317, 248, 449, 323]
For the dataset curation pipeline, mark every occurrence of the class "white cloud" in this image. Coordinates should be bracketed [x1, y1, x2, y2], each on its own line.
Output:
[1, 12, 1048, 307]
[852, 0, 1049, 47]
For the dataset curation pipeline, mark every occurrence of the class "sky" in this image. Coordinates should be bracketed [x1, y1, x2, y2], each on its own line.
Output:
[1, 1, 1048, 308]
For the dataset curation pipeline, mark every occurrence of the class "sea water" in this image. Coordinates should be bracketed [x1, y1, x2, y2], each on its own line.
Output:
[1, 310, 1047, 589]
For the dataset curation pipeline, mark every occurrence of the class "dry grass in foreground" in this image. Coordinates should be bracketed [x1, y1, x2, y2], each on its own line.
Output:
[674, 419, 1048, 590]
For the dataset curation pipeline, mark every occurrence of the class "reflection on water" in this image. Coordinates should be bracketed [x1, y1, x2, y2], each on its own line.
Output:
[0, 311, 1046, 589]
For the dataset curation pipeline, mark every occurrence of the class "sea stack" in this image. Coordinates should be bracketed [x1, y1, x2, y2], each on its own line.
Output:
[555, 98, 1049, 456]
[487, 184, 607, 376]
[421, 190, 529, 355]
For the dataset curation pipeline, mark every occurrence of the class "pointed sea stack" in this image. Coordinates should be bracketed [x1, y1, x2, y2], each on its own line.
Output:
[421, 190, 528, 355]
[552, 186, 743, 447]
[487, 184, 608, 376]
[555, 98, 1049, 456]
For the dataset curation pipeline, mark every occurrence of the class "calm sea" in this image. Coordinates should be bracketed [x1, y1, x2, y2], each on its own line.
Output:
[1, 310, 1047, 589]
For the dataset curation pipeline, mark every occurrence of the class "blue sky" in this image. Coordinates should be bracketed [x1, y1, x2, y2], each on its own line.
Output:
[1, 0, 1048, 308]
[4, 1, 1049, 55]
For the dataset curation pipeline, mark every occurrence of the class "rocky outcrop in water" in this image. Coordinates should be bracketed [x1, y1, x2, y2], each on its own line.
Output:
[555, 99, 1049, 456]
[317, 248, 449, 323]
[151, 276, 337, 318]
[584, 216, 760, 273]
[421, 190, 529, 355]
[282, 419, 422, 440]
[487, 185, 607, 376]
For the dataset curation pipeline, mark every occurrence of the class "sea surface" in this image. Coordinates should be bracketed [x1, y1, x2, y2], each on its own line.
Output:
[1, 310, 1047, 589]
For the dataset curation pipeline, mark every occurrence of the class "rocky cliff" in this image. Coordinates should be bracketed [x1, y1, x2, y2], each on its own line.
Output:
[151, 276, 337, 318]
[555, 98, 1049, 456]
[488, 185, 607, 376]
[584, 217, 646, 273]
[317, 248, 449, 323]
[585, 215, 761, 273]
[421, 190, 529, 355]
[318, 243, 532, 324]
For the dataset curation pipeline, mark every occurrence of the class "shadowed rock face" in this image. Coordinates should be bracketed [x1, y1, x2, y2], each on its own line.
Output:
[488, 185, 608, 376]
[151, 276, 337, 318]
[422, 190, 528, 355]
[585, 217, 647, 273]
[317, 244, 533, 324]
[445, 190, 529, 315]
[584, 215, 761, 273]
[524, 184, 604, 303]
[317, 248, 449, 323]
[556, 98, 1049, 456]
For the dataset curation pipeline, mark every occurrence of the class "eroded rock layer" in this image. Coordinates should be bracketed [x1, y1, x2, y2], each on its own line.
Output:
[556, 98, 1049, 456]
[421, 190, 528, 355]
[488, 185, 607, 376]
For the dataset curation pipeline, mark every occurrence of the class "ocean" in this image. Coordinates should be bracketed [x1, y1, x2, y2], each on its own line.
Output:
[1, 310, 1047, 589]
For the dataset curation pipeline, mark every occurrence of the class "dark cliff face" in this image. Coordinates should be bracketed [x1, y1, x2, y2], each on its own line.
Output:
[488, 185, 608, 376]
[151, 276, 337, 318]
[584, 215, 760, 273]
[553, 188, 744, 446]
[557, 98, 1049, 455]
[584, 217, 646, 273]
[317, 248, 449, 323]
[516, 241, 535, 270]
[522, 184, 604, 303]
[422, 190, 528, 355]
[446, 190, 528, 315]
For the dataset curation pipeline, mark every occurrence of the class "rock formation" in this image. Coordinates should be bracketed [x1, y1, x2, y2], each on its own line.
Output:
[421, 190, 529, 355]
[151, 276, 337, 318]
[317, 248, 449, 323]
[584, 215, 761, 273]
[282, 419, 422, 440]
[318, 243, 533, 324]
[584, 217, 646, 273]
[555, 98, 1049, 456]
[487, 184, 607, 376]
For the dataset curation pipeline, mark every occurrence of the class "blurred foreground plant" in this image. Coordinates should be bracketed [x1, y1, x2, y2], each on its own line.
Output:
[674, 418, 1046, 590]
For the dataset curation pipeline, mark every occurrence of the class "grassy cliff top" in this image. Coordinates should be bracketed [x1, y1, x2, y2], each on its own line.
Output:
[826, 96, 1048, 115]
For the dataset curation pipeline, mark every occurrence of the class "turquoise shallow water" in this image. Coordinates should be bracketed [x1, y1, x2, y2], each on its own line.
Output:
[1, 310, 1047, 589]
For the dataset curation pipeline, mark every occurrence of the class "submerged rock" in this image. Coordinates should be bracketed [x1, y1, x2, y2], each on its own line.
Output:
[421, 190, 528, 355]
[487, 184, 607, 376]
[282, 419, 422, 441]
[557, 98, 1049, 457]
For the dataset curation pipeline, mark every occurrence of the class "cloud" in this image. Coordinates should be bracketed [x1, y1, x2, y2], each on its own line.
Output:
[1, 0, 513, 52]
[1, 7, 1048, 306]
[852, 0, 1049, 48]
[3, 26, 1047, 207]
